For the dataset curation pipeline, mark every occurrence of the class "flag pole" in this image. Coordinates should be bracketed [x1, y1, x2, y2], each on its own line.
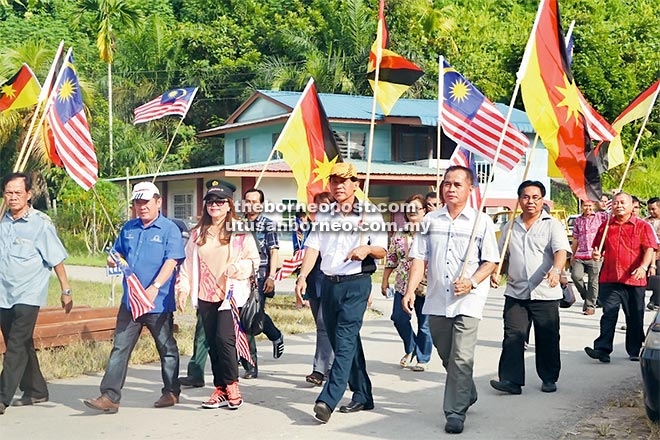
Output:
[151, 117, 185, 184]
[457, 0, 543, 278]
[458, 79, 524, 278]
[255, 78, 316, 190]
[17, 47, 73, 173]
[436, 55, 445, 194]
[362, 39, 383, 203]
[151, 87, 198, 183]
[596, 82, 660, 252]
[494, 134, 539, 278]
[13, 41, 65, 173]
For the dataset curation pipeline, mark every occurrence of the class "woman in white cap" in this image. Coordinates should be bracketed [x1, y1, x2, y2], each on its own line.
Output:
[176, 179, 259, 410]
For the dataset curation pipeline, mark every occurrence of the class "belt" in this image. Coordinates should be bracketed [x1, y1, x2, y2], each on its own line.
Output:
[324, 272, 371, 283]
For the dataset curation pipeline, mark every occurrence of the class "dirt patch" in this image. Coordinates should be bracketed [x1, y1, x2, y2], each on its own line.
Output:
[561, 381, 659, 440]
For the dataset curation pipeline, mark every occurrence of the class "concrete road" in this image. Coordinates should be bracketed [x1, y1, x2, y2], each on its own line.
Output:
[24, 273, 653, 439]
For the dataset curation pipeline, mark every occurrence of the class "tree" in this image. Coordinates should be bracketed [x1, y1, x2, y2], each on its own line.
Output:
[73, 0, 142, 175]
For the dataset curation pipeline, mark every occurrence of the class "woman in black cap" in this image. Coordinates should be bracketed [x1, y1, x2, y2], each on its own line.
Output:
[176, 179, 259, 410]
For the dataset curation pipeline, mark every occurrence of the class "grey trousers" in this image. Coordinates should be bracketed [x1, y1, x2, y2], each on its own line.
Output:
[571, 258, 602, 309]
[429, 315, 480, 421]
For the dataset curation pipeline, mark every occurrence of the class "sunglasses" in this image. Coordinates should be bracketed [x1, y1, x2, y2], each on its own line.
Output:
[206, 199, 228, 207]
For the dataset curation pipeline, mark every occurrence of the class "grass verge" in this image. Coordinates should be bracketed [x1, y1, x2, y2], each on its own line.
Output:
[0, 279, 381, 381]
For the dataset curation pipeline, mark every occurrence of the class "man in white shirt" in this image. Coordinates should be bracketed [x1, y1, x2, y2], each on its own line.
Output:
[404, 166, 499, 434]
[295, 162, 387, 424]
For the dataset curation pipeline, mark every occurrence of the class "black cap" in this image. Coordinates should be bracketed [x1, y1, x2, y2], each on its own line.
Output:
[204, 179, 236, 200]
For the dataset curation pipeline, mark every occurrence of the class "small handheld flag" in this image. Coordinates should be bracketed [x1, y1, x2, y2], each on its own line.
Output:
[107, 249, 155, 320]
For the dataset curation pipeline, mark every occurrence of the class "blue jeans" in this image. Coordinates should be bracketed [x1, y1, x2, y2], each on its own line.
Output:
[100, 304, 180, 403]
[391, 292, 433, 363]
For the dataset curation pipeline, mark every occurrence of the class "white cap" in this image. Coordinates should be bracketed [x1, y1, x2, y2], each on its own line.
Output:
[131, 181, 160, 201]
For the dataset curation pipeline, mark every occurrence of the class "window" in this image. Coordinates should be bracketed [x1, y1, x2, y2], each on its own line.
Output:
[281, 199, 297, 229]
[235, 138, 249, 163]
[392, 127, 435, 162]
[271, 133, 282, 159]
[173, 193, 193, 220]
[334, 131, 366, 160]
[475, 161, 493, 184]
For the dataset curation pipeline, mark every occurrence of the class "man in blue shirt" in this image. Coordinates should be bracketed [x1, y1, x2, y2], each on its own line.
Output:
[84, 181, 185, 413]
[0, 173, 72, 415]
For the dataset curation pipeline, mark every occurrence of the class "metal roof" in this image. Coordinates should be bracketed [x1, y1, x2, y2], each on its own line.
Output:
[106, 159, 442, 183]
[257, 90, 534, 133]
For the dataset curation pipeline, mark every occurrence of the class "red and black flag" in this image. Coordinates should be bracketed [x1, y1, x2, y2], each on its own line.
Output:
[367, 0, 423, 115]
[274, 78, 342, 204]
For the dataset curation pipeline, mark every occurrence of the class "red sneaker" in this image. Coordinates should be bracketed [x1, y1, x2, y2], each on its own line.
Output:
[226, 381, 243, 409]
[201, 386, 228, 409]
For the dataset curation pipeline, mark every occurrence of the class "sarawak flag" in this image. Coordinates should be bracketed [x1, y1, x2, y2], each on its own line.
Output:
[274, 78, 343, 204]
[441, 59, 529, 171]
[595, 79, 660, 171]
[367, 0, 423, 115]
[134, 87, 198, 124]
[227, 288, 254, 366]
[108, 250, 155, 320]
[448, 147, 482, 209]
[46, 53, 98, 190]
[0, 64, 41, 113]
[519, 0, 602, 201]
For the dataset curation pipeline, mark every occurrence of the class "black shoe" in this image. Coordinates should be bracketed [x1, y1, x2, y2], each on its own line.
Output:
[339, 400, 374, 413]
[445, 418, 464, 434]
[584, 347, 610, 363]
[0, 402, 6, 415]
[305, 371, 324, 386]
[243, 369, 258, 379]
[179, 377, 204, 388]
[629, 355, 640, 361]
[648, 302, 659, 311]
[12, 395, 48, 406]
[541, 382, 557, 393]
[313, 401, 332, 423]
[273, 335, 284, 359]
[490, 379, 522, 395]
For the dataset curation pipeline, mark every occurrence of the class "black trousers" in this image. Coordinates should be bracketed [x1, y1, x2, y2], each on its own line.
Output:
[317, 275, 372, 410]
[497, 296, 561, 386]
[0, 304, 48, 406]
[594, 283, 645, 357]
[198, 300, 239, 387]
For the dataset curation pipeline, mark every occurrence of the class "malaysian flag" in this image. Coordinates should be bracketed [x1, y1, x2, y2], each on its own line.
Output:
[440, 59, 529, 171]
[274, 249, 306, 281]
[226, 288, 254, 366]
[46, 52, 98, 190]
[448, 147, 482, 209]
[107, 250, 155, 320]
[133, 87, 198, 124]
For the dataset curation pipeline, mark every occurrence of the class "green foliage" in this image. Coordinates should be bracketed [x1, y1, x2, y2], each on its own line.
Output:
[0, 0, 658, 204]
[54, 179, 124, 254]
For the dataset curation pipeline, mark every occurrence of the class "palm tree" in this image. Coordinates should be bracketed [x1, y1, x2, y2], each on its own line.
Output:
[73, 0, 142, 175]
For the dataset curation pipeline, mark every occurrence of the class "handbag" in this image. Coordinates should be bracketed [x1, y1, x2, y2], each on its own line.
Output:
[240, 269, 264, 335]
[559, 283, 576, 308]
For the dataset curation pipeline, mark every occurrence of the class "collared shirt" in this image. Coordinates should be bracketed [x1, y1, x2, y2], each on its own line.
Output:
[248, 214, 279, 273]
[409, 206, 499, 319]
[0, 208, 68, 308]
[501, 211, 571, 300]
[644, 216, 660, 244]
[385, 230, 426, 293]
[305, 201, 387, 276]
[595, 215, 657, 286]
[573, 211, 608, 259]
[113, 214, 185, 314]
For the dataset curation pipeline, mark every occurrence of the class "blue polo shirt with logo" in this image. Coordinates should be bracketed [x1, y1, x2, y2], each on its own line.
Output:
[112, 214, 185, 314]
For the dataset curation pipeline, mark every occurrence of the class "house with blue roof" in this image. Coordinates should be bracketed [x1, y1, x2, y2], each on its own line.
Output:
[114, 90, 550, 248]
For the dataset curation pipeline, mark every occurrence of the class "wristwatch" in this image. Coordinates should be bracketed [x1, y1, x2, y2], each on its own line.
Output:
[152, 281, 162, 289]
[470, 278, 478, 289]
[61, 289, 72, 296]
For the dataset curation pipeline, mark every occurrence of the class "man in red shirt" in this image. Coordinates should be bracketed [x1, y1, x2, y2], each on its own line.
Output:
[584, 192, 657, 363]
